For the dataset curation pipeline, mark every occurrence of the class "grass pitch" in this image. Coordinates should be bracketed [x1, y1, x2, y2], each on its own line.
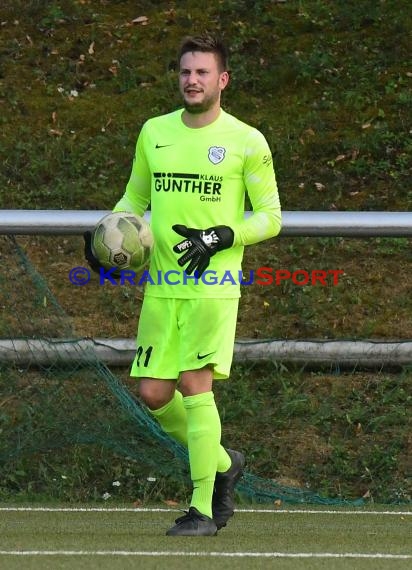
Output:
[0, 505, 411, 570]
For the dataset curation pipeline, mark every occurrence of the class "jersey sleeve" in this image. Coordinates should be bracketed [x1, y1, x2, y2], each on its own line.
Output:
[232, 129, 282, 247]
[113, 123, 151, 216]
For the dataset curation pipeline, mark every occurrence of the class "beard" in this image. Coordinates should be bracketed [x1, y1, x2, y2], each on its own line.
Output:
[183, 90, 220, 114]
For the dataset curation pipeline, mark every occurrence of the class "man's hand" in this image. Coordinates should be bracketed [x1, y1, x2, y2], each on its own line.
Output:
[83, 230, 105, 274]
[172, 225, 234, 276]
[84, 230, 123, 279]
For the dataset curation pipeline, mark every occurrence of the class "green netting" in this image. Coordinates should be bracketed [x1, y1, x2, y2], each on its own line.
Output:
[0, 235, 367, 505]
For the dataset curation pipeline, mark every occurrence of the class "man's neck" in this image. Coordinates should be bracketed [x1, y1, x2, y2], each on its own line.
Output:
[181, 106, 221, 129]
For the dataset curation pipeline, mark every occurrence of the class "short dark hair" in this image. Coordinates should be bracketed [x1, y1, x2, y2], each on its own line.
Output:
[178, 34, 228, 72]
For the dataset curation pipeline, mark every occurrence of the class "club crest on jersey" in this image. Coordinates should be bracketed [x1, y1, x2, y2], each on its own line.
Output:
[208, 146, 226, 165]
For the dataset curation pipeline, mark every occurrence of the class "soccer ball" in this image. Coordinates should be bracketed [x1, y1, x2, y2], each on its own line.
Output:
[91, 212, 153, 272]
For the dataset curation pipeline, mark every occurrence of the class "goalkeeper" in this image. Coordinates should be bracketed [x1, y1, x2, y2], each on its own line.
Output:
[86, 33, 282, 536]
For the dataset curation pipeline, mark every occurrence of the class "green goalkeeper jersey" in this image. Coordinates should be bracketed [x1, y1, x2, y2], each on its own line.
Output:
[114, 108, 281, 298]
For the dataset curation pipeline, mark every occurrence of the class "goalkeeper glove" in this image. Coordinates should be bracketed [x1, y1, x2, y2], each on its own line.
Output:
[172, 224, 234, 276]
[83, 230, 105, 274]
[84, 230, 122, 278]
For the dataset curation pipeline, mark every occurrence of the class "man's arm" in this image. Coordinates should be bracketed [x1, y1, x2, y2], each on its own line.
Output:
[113, 126, 151, 215]
[232, 129, 281, 246]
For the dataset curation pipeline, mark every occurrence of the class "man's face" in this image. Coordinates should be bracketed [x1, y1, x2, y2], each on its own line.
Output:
[179, 51, 228, 114]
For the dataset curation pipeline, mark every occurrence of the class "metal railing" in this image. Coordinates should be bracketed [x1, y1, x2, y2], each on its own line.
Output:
[1, 209, 412, 236]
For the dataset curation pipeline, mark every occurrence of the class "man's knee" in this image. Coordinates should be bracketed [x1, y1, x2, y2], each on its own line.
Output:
[179, 367, 213, 397]
[138, 378, 176, 410]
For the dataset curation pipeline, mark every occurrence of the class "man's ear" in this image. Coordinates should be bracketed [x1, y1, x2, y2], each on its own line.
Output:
[220, 71, 230, 90]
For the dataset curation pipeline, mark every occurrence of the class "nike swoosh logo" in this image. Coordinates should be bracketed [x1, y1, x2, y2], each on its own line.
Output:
[197, 352, 215, 360]
[155, 144, 173, 149]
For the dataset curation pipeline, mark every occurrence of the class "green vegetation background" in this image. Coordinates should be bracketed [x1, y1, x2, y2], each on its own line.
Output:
[1, 0, 411, 211]
[0, 1, 411, 504]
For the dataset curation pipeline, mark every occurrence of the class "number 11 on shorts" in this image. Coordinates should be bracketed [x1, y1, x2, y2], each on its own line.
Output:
[135, 345, 153, 367]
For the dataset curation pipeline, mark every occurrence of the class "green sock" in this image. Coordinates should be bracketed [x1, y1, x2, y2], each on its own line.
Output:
[183, 391, 222, 518]
[149, 390, 187, 445]
[149, 390, 232, 474]
[217, 447, 231, 474]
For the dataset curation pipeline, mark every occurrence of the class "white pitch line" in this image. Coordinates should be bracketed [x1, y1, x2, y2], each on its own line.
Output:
[0, 550, 411, 559]
[238, 508, 412, 516]
[0, 507, 411, 515]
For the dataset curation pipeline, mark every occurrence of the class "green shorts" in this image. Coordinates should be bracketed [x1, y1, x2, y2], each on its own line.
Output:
[130, 296, 239, 380]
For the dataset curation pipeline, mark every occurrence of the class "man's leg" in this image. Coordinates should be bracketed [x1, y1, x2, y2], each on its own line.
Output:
[138, 373, 222, 536]
[148, 387, 231, 471]
[164, 367, 219, 536]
